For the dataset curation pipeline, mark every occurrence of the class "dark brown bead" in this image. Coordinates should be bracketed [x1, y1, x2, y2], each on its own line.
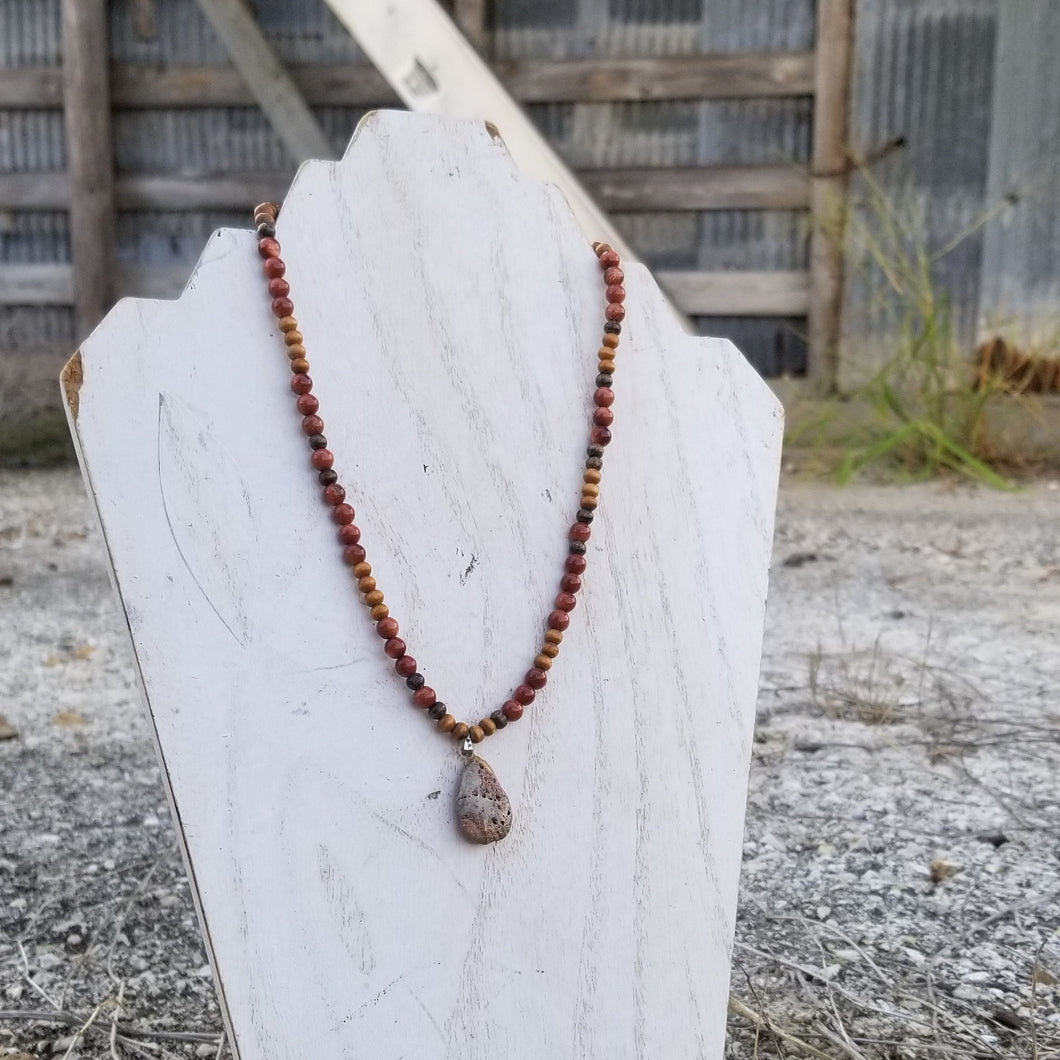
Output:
[605, 303, 625, 322]
[258, 237, 281, 259]
[587, 444, 605, 459]
[332, 503, 355, 525]
[503, 700, 524, 722]
[569, 540, 587, 556]
[604, 266, 624, 285]
[272, 297, 295, 318]
[302, 414, 324, 436]
[384, 637, 406, 658]
[555, 592, 577, 612]
[256, 221, 276, 239]
[565, 554, 587, 574]
[308, 434, 328, 450]
[268, 277, 290, 298]
[593, 406, 613, 427]
[296, 393, 319, 415]
[377, 617, 399, 639]
[406, 672, 425, 690]
[560, 573, 581, 594]
[576, 508, 594, 524]
[263, 257, 286, 279]
[343, 544, 366, 565]
[311, 449, 334, 470]
[428, 703, 448, 721]
[396, 655, 417, 677]
[605, 284, 626, 304]
[323, 484, 346, 506]
[290, 373, 312, 395]
[586, 456, 603, 471]
[603, 321, 621, 334]
[590, 426, 612, 447]
[596, 373, 614, 387]
[569, 522, 591, 543]
[413, 686, 436, 708]
[318, 468, 338, 486]
[548, 609, 570, 631]
[525, 667, 547, 689]
[490, 709, 509, 729]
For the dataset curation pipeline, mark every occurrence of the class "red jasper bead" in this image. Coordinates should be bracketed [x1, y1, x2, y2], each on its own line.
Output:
[343, 544, 366, 565]
[263, 257, 286, 279]
[548, 609, 571, 631]
[514, 684, 536, 705]
[311, 449, 334, 470]
[555, 592, 577, 612]
[604, 266, 624, 285]
[290, 374, 312, 395]
[377, 617, 399, 639]
[605, 284, 625, 303]
[296, 394, 319, 415]
[413, 686, 436, 708]
[268, 277, 290, 298]
[323, 484, 346, 506]
[332, 504, 355, 525]
[605, 303, 625, 322]
[302, 415, 324, 435]
[272, 296, 295, 318]
[384, 637, 406, 659]
[560, 573, 581, 594]
[569, 522, 591, 543]
[338, 523, 361, 545]
[395, 655, 417, 677]
[594, 387, 614, 407]
[525, 667, 548, 690]
[590, 426, 612, 447]
[599, 250, 620, 269]
[503, 700, 524, 722]
[593, 407, 614, 427]
[565, 554, 587, 575]
[258, 237, 281, 258]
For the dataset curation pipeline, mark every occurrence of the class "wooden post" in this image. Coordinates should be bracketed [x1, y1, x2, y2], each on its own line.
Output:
[192, 0, 333, 164]
[60, 0, 116, 339]
[807, 0, 853, 393]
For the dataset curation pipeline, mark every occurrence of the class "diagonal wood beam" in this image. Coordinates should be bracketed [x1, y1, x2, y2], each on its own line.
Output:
[318, 0, 636, 263]
[191, 0, 332, 164]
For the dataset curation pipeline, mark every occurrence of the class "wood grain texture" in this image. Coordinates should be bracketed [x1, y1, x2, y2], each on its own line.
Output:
[64, 111, 783, 1060]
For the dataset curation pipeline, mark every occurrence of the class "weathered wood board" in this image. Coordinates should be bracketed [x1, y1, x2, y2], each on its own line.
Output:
[62, 111, 783, 1060]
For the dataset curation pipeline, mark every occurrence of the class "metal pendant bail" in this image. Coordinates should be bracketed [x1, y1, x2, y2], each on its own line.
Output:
[461, 735, 474, 758]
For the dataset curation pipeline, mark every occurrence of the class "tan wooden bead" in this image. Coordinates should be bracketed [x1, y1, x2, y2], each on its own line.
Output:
[357, 576, 376, 593]
[544, 629, 563, 645]
[580, 494, 598, 511]
[278, 316, 299, 332]
[291, 358, 310, 374]
[598, 359, 616, 374]
[582, 482, 600, 497]
[479, 717, 497, 736]
[365, 590, 385, 607]
[283, 330, 304, 346]
[452, 722, 470, 741]
[438, 714, 457, 733]
[602, 333, 620, 349]
[597, 346, 615, 360]
[352, 561, 372, 578]
[534, 653, 553, 670]
[370, 603, 389, 620]
[541, 642, 560, 658]
[468, 725, 485, 744]
[593, 242, 612, 257]
[286, 344, 307, 360]
[584, 468, 602, 484]
[254, 201, 278, 220]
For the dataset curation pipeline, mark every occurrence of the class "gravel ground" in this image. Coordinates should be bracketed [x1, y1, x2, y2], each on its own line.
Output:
[1, 468, 1058, 1059]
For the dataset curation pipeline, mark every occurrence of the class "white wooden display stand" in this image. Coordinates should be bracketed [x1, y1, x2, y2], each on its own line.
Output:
[62, 112, 783, 1060]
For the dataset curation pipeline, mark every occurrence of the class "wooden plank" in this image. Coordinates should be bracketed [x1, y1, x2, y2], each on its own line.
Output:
[190, 0, 332, 163]
[1, 166, 807, 212]
[63, 110, 782, 1060]
[1, 54, 816, 109]
[60, 0, 116, 337]
[807, 0, 853, 392]
[658, 270, 810, 316]
[582, 165, 810, 211]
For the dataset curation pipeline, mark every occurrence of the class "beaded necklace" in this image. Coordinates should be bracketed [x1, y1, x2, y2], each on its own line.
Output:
[252, 201, 624, 844]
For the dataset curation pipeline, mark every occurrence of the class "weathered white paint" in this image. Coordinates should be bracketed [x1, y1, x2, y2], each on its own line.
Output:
[63, 112, 783, 1060]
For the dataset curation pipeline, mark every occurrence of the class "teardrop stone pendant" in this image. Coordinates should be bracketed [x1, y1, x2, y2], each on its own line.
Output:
[456, 755, 513, 844]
